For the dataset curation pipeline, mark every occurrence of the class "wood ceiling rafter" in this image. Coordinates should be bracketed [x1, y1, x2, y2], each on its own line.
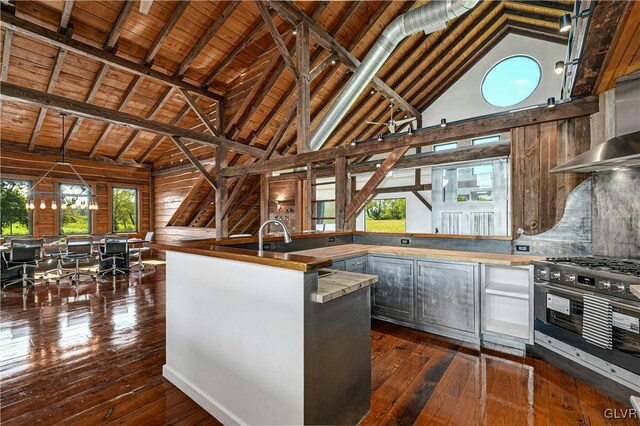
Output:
[26, 0, 75, 151]
[104, 0, 135, 50]
[143, 0, 190, 66]
[176, 1, 240, 79]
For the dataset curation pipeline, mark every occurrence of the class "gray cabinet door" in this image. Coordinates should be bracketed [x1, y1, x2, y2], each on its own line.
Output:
[368, 256, 414, 321]
[331, 259, 346, 271]
[346, 255, 367, 274]
[415, 260, 477, 333]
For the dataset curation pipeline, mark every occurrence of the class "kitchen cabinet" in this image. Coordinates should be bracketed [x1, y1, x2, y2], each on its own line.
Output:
[346, 255, 367, 273]
[415, 260, 478, 335]
[368, 256, 414, 321]
[331, 259, 346, 271]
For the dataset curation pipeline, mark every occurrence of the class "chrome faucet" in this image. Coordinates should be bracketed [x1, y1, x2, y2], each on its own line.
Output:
[258, 219, 292, 253]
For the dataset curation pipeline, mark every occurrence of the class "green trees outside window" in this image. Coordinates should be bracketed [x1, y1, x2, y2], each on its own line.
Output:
[1, 179, 31, 235]
[60, 183, 91, 234]
[365, 198, 407, 233]
[113, 187, 137, 233]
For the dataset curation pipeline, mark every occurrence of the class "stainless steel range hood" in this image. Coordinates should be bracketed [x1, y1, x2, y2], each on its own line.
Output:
[550, 131, 640, 173]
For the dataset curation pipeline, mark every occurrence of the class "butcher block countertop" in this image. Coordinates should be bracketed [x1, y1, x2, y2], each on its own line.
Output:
[316, 269, 378, 303]
[291, 244, 544, 266]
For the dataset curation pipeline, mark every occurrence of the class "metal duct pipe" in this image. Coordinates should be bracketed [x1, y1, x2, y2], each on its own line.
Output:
[309, 0, 479, 151]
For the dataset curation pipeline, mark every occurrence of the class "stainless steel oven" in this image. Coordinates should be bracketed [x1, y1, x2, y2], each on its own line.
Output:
[533, 258, 640, 377]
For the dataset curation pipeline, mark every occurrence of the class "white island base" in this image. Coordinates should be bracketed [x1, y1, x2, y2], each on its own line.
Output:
[163, 251, 374, 425]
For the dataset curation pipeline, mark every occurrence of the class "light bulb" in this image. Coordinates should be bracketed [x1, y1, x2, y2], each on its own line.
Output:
[29, 201, 35, 210]
[554, 61, 565, 75]
[51, 200, 58, 210]
[25, 201, 30, 210]
[39, 200, 46, 210]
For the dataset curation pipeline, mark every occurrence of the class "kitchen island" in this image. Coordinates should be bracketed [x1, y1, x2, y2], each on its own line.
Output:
[155, 242, 377, 425]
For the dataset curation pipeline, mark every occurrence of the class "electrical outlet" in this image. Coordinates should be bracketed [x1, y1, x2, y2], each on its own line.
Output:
[262, 243, 271, 251]
[400, 239, 410, 245]
[328, 237, 335, 242]
[515, 244, 530, 252]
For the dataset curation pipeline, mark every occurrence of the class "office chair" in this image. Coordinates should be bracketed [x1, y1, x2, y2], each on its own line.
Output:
[63, 236, 95, 283]
[99, 235, 129, 277]
[3, 238, 44, 288]
[129, 232, 154, 271]
[42, 235, 73, 282]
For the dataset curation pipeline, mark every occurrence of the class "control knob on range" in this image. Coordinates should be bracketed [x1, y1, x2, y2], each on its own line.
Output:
[551, 271, 561, 280]
[600, 280, 611, 290]
[565, 274, 576, 284]
[612, 283, 625, 293]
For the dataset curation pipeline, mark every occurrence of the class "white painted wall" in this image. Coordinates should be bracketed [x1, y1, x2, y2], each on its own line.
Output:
[164, 251, 306, 425]
[421, 33, 566, 127]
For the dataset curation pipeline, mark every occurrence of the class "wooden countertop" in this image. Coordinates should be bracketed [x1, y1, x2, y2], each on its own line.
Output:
[153, 242, 332, 272]
[291, 244, 544, 266]
[631, 285, 640, 299]
[316, 269, 378, 303]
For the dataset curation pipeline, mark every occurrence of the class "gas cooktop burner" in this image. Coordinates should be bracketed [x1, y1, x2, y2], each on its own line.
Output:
[544, 256, 640, 277]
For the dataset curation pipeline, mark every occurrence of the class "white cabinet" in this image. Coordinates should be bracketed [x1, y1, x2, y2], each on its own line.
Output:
[481, 264, 534, 349]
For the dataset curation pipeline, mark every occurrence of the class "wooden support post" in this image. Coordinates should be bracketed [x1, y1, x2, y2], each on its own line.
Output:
[334, 157, 347, 231]
[347, 176, 357, 231]
[345, 146, 409, 221]
[260, 173, 270, 226]
[415, 147, 421, 185]
[305, 163, 316, 231]
[215, 146, 229, 240]
[295, 180, 303, 233]
[296, 20, 310, 153]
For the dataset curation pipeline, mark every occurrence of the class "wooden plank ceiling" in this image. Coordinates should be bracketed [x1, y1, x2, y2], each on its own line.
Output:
[0, 0, 576, 234]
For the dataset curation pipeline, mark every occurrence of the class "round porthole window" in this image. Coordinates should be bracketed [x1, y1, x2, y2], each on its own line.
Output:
[481, 55, 541, 107]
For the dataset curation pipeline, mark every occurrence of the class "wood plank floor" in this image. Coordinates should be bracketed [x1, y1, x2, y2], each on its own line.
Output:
[1, 265, 636, 425]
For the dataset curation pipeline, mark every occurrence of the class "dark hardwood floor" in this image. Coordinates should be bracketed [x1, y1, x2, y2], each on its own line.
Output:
[1, 265, 635, 425]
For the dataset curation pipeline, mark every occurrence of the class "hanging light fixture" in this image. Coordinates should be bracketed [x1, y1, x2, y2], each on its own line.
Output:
[27, 113, 99, 211]
[440, 118, 447, 127]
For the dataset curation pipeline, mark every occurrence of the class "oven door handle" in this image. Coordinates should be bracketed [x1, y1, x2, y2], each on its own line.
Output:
[535, 281, 589, 298]
[609, 300, 640, 314]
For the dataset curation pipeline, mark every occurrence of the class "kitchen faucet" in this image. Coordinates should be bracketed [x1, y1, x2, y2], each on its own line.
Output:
[258, 219, 292, 253]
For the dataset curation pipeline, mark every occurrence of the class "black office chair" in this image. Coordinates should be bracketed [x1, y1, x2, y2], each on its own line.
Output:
[62, 236, 95, 283]
[42, 235, 72, 282]
[3, 238, 44, 288]
[98, 235, 129, 277]
[129, 232, 154, 271]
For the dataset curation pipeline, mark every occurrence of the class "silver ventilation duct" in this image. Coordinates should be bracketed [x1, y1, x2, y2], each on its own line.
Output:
[309, 0, 480, 151]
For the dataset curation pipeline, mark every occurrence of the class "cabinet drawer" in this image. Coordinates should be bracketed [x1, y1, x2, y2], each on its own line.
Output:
[331, 259, 346, 271]
[346, 255, 367, 273]
[369, 256, 414, 321]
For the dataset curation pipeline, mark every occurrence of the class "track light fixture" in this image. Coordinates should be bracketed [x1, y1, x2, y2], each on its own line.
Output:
[547, 97, 556, 108]
[554, 59, 579, 75]
[292, 28, 297, 35]
[558, 9, 590, 33]
[440, 118, 447, 128]
[377, 133, 383, 141]
[350, 138, 357, 146]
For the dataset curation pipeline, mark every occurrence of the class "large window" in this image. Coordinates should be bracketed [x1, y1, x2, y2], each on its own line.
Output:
[112, 187, 138, 233]
[482, 55, 541, 107]
[1, 179, 31, 236]
[472, 135, 501, 145]
[434, 142, 457, 152]
[315, 200, 335, 231]
[365, 198, 406, 233]
[60, 183, 91, 235]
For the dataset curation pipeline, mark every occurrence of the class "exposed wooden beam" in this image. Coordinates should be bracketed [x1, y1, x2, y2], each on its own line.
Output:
[305, 164, 315, 231]
[170, 136, 217, 190]
[345, 146, 409, 221]
[1, 82, 264, 157]
[335, 156, 347, 230]
[309, 53, 337, 82]
[412, 190, 432, 211]
[59, 0, 74, 32]
[61, 63, 109, 150]
[179, 89, 220, 137]
[138, 101, 193, 163]
[115, 86, 174, 161]
[220, 96, 598, 178]
[257, 0, 298, 81]
[144, 0, 189, 66]
[176, 1, 239, 78]
[1, 28, 13, 82]
[271, 142, 511, 182]
[370, 184, 432, 195]
[202, 11, 270, 88]
[215, 144, 229, 239]
[89, 75, 143, 157]
[268, 0, 420, 119]
[296, 20, 310, 153]
[0, 10, 224, 101]
[104, 0, 135, 50]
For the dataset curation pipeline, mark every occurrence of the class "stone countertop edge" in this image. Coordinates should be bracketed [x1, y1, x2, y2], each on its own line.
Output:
[316, 269, 378, 304]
